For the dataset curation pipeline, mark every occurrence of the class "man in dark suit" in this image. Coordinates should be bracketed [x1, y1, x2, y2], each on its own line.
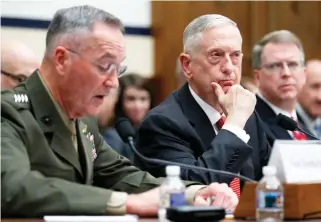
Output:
[1, 6, 238, 217]
[252, 30, 316, 144]
[297, 59, 321, 139]
[135, 14, 271, 199]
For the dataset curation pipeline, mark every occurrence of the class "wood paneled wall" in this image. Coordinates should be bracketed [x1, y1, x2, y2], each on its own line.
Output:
[151, 1, 321, 104]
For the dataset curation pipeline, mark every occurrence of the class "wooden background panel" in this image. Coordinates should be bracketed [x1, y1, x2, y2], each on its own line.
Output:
[151, 1, 321, 104]
[268, 1, 321, 59]
[151, 1, 189, 102]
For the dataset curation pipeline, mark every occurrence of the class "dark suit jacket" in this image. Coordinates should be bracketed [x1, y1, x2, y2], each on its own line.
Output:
[1, 71, 173, 217]
[101, 127, 135, 163]
[255, 95, 315, 146]
[135, 84, 271, 185]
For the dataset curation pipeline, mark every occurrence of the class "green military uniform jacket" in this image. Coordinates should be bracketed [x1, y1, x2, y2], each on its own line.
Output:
[1, 71, 202, 217]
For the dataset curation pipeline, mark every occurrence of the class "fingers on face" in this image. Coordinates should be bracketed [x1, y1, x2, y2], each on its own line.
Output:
[212, 82, 225, 102]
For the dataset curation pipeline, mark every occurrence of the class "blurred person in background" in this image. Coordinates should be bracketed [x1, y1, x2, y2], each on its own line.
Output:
[1, 39, 39, 89]
[97, 88, 118, 130]
[297, 59, 321, 138]
[253, 30, 316, 144]
[102, 73, 153, 162]
[240, 76, 258, 93]
[97, 88, 135, 161]
[115, 73, 153, 129]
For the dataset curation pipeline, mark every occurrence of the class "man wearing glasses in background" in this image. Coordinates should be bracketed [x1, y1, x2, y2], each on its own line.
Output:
[253, 30, 316, 145]
[1, 39, 39, 89]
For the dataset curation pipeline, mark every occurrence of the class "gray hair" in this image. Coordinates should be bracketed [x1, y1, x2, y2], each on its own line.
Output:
[45, 5, 124, 55]
[183, 14, 237, 53]
[252, 30, 305, 69]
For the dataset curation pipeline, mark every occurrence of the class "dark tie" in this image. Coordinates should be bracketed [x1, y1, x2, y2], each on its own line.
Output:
[216, 115, 241, 199]
[291, 116, 307, 140]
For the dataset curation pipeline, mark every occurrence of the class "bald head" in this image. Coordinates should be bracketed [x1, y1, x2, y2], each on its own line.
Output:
[306, 60, 321, 72]
[1, 40, 39, 89]
[298, 59, 321, 119]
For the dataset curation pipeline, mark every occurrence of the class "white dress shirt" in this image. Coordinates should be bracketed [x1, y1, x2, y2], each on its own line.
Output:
[257, 92, 297, 137]
[189, 85, 250, 143]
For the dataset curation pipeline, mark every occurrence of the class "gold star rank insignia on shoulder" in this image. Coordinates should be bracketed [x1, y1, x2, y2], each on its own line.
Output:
[14, 94, 29, 103]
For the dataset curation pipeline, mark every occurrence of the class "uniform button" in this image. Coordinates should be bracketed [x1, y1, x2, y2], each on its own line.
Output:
[41, 116, 52, 126]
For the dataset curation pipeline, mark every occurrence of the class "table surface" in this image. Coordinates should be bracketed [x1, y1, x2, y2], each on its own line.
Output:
[2, 219, 320, 222]
[1, 219, 246, 222]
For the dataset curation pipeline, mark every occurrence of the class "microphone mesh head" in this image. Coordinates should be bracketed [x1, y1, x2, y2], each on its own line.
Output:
[275, 113, 297, 131]
[115, 118, 135, 143]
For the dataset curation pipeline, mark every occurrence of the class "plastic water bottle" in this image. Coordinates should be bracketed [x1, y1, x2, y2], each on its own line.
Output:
[158, 165, 186, 222]
[256, 166, 284, 222]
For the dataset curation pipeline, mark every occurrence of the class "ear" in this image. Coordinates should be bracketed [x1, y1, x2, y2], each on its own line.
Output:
[179, 53, 193, 79]
[53, 46, 69, 76]
[253, 69, 261, 87]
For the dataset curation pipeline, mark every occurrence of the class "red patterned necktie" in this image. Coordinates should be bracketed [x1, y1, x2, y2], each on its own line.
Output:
[216, 115, 241, 199]
[291, 116, 307, 140]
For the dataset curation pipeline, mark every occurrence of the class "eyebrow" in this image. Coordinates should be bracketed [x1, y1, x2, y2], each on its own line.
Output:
[98, 52, 126, 63]
[206, 47, 242, 53]
[98, 52, 116, 60]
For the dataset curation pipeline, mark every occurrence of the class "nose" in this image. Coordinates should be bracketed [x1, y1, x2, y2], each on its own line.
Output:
[316, 89, 321, 100]
[103, 71, 119, 89]
[281, 62, 291, 77]
[133, 99, 142, 110]
[220, 55, 233, 75]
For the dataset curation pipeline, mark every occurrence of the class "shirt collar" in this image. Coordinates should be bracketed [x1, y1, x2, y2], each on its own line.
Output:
[188, 85, 222, 126]
[257, 92, 297, 120]
[38, 72, 75, 132]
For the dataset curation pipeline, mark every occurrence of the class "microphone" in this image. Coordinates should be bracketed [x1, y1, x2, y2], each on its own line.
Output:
[115, 117, 255, 183]
[276, 113, 319, 140]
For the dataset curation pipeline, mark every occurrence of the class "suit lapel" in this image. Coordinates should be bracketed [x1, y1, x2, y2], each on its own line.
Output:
[255, 95, 292, 140]
[176, 84, 216, 150]
[270, 124, 292, 139]
[296, 112, 315, 137]
[25, 70, 83, 176]
[76, 119, 94, 184]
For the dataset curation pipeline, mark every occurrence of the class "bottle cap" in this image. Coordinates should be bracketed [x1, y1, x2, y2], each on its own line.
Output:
[166, 165, 180, 176]
[263, 166, 277, 176]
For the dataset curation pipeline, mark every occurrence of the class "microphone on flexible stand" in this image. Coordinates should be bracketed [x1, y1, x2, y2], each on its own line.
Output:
[275, 114, 320, 140]
[115, 117, 255, 183]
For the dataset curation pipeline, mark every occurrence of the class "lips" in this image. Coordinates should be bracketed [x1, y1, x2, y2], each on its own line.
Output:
[279, 84, 295, 90]
[217, 80, 234, 93]
[93, 94, 106, 103]
[95, 95, 104, 99]
[219, 80, 234, 87]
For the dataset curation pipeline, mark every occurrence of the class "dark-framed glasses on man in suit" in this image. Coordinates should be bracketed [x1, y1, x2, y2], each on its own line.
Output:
[66, 48, 127, 77]
[1, 70, 28, 84]
[261, 60, 304, 75]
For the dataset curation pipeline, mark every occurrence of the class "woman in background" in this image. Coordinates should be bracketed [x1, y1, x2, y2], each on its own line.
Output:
[98, 73, 153, 162]
[115, 73, 153, 129]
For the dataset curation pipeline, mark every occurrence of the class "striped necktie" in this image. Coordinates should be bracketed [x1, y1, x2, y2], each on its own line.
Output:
[291, 116, 307, 140]
[216, 115, 241, 199]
